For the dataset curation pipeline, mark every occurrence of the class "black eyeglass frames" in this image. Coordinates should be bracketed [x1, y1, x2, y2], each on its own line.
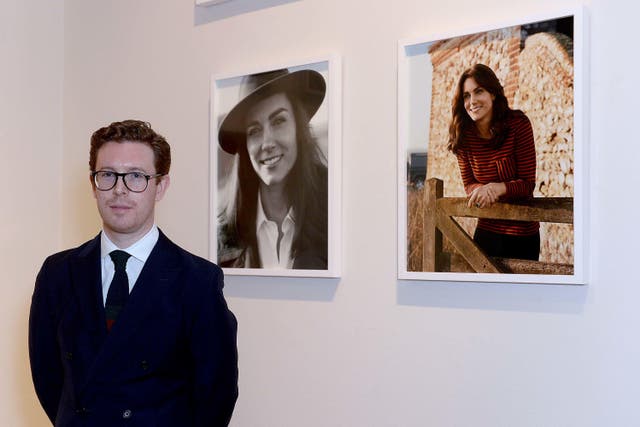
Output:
[91, 170, 164, 193]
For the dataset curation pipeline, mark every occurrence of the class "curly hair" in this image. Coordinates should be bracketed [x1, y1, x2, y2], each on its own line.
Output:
[89, 119, 171, 175]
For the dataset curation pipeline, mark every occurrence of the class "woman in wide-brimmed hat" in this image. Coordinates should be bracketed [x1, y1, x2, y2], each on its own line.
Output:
[217, 68, 328, 269]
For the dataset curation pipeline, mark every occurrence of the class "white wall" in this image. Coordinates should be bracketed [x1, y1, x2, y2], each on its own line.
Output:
[8, 0, 640, 425]
[1, 1, 63, 425]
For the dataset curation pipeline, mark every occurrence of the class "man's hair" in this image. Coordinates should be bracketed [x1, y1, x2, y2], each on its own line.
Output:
[89, 120, 171, 175]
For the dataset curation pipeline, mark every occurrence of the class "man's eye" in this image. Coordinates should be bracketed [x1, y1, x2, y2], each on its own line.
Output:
[130, 172, 145, 179]
[100, 171, 115, 178]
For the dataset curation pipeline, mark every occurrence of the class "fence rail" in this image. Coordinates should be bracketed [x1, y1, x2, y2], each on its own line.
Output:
[422, 178, 573, 275]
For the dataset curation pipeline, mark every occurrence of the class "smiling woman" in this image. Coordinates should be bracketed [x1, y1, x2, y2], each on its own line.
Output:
[448, 63, 540, 261]
[245, 92, 298, 188]
[216, 68, 328, 270]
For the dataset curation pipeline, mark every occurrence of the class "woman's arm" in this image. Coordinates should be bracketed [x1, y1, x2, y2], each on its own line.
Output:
[503, 114, 536, 198]
[468, 182, 506, 208]
[456, 151, 483, 195]
[465, 115, 536, 208]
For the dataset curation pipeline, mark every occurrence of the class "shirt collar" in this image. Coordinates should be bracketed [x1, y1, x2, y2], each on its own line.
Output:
[256, 192, 294, 233]
[100, 225, 159, 263]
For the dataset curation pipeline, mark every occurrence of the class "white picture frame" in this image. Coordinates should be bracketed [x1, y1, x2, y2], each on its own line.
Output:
[210, 55, 342, 278]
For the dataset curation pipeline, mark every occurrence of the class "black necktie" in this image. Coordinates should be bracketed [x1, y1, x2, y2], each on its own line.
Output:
[105, 250, 131, 332]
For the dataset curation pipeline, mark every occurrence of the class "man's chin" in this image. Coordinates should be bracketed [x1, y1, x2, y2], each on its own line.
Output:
[103, 222, 136, 235]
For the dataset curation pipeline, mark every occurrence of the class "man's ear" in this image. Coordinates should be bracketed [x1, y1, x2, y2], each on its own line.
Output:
[155, 174, 170, 202]
[90, 174, 97, 199]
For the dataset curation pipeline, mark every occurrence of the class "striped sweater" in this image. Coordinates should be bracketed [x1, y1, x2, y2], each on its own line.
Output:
[455, 111, 539, 236]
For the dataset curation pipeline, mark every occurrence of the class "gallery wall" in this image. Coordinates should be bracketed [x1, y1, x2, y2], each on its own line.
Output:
[6, 0, 640, 425]
[1, 0, 63, 425]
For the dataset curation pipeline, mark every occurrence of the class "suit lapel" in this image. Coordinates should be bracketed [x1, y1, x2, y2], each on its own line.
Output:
[70, 234, 106, 341]
[66, 234, 105, 392]
[85, 231, 183, 378]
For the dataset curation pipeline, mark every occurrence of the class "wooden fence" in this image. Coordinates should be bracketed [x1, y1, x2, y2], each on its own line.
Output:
[422, 178, 573, 275]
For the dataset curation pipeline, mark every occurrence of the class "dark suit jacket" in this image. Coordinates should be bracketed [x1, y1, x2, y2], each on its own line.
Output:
[29, 230, 238, 427]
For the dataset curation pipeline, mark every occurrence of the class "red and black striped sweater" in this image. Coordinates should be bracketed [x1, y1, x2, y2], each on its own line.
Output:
[455, 111, 539, 236]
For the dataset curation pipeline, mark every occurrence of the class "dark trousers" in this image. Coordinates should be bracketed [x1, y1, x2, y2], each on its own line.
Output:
[473, 228, 540, 261]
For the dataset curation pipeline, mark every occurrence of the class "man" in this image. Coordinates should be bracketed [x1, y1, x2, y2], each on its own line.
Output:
[29, 120, 238, 426]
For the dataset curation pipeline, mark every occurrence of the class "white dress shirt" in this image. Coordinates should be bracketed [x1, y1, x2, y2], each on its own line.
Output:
[255, 193, 295, 269]
[100, 225, 159, 305]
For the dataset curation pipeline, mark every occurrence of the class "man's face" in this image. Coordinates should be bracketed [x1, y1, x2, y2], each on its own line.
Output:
[92, 141, 169, 246]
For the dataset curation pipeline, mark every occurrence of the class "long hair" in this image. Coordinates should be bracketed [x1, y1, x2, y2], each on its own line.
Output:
[219, 92, 328, 268]
[447, 64, 514, 154]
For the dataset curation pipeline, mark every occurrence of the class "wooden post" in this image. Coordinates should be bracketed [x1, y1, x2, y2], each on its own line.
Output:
[436, 210, 501, 273]
[420, 177, 574, 275]
[422, 178, 443, 271]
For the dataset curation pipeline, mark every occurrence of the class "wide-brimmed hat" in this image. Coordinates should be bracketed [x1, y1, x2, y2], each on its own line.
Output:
[218, 68, 326, 154]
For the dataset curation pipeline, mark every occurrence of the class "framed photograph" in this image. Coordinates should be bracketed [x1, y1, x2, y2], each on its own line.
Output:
[210, 55, 342, 278]
[397, 7, 587, 284]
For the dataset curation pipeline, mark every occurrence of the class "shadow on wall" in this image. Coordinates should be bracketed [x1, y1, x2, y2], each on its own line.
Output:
[397, 280, 588, 315]
[194, 0, 301, 25]
[224, 275, 339, 302]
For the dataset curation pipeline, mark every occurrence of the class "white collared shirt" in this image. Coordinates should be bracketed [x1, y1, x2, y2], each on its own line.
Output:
[100, 225, 159, 305]
[255, 193, 295, 269]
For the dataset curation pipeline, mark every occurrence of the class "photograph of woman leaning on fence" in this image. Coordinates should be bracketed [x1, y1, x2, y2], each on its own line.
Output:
[400, 15, 580, 280]
[448, 63, 540, 261]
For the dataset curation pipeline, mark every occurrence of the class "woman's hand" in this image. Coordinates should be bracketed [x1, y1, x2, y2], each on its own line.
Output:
[468, 182, 507, 208]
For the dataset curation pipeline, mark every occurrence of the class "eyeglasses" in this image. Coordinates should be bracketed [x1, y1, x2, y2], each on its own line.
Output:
[91, 170, 164, 193]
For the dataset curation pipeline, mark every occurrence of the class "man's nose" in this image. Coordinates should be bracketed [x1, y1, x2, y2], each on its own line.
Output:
[113, 175, 128, 194]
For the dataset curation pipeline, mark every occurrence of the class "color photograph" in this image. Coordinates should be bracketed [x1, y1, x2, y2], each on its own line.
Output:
[397, 9, 586, 283]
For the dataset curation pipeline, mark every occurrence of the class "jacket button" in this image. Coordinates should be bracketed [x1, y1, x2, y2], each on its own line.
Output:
[122, 409, 132, 419]
[64, 352, 73, 360]
[141, 360, 149, 370]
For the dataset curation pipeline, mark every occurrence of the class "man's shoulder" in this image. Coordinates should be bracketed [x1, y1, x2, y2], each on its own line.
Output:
[158, 230, 222, 275]
[41, 235, 100, 269]
[157, 233, 226, 296]
[35, 236, 100, 296]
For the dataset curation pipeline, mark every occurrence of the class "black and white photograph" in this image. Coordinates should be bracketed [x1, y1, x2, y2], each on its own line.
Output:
[397, 8, 587, 284]
[210, 57, 341, 277]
